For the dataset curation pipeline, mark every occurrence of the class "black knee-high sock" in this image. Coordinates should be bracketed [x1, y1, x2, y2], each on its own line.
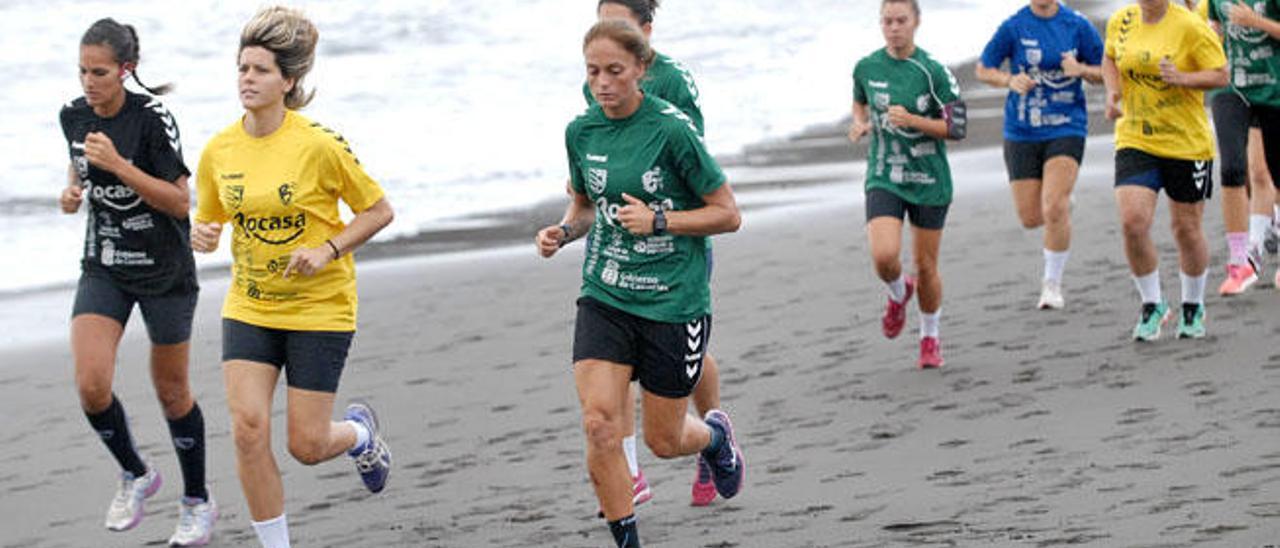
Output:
[166, 402, 208, 501]
[608, 515, 641, 548]
[85, 395, 148, 477]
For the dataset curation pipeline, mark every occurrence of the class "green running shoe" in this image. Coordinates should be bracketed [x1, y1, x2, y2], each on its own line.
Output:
[1176, 303, 1206, 339]
[1133, 301, 1170, 342]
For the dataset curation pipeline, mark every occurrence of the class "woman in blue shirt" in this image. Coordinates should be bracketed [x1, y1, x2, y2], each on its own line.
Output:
[976, 0, 1104, 310]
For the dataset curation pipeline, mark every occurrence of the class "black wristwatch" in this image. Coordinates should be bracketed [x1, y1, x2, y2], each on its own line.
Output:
[652, 204, 667, 236]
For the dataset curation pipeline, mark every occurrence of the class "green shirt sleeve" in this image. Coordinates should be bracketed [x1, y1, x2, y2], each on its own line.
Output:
[566, 123, 586, 195]
[930, 60, 962, 106]
[666, 121, 724, 198]
[852, 61, 867, 104]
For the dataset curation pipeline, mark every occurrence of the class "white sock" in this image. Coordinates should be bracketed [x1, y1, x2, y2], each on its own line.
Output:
[252, 514, 291, 548]
[920, 310, 940, 338]
[622, 435, 639, 478]
[1181, 271, 1208, 305]
[886, 275, 906, 302]
[1274, 204, 1280, 225]
[345, 420, 370, 455]
[1133, 270, 1162, 304]
[1250, 214, 1271, 247]
[1043, 249, 1069, 283]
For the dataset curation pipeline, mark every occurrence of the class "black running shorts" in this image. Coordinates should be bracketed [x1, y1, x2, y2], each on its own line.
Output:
[1003, 137, 1086, 181]
[1115, 148, 1213, 203]
[221, 319, 354, 393]
[72, 274, 197, 345]
[865, 188, 949, 230]
[572, 296, 710, 399]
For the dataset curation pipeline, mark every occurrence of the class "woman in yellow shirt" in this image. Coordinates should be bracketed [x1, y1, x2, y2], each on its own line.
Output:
[190, 7, 394, 548]
[1103, 0, 1227, 341]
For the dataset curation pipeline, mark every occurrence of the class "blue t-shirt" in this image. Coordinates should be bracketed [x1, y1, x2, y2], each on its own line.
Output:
[980, 2, 1104, 142]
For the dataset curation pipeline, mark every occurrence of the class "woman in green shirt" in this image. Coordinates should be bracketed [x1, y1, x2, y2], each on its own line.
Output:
[849, 0, 968, 369]
[588, 0, 724, 509]
[536, 19, 743, 548]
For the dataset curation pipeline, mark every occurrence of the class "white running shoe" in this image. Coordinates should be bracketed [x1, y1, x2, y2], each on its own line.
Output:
[168, 492, 217, 546]
[105, 466, 162, 531]
[1037, 280, 1065, 310]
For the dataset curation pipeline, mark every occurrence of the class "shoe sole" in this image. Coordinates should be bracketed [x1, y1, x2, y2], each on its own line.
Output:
[169, 505, 218, 547]
[707, 411, 744, 500]
[107, 471, 163, 532]
[1219, 276, 1258, 296]
[348, 400, 392, 494]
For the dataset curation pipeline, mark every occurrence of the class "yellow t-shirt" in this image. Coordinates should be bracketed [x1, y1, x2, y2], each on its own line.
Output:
[195, 111, 385, 331]
[1196, 0, 1209, 21]
[1105, 3, 1226, 160]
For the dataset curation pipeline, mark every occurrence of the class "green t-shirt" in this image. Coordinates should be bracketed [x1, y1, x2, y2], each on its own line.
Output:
[566, 94, 725, 323]
[1207, 0, 1280, 107]
[583, 51, 704, 136]
[853, 47, 960, 206]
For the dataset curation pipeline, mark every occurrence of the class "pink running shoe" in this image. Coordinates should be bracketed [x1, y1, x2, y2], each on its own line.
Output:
[881, 276, 915, 339]
[690, 454, 716, 506]
[1218, 263, 1258, 296]
[918, 336, 944, 369]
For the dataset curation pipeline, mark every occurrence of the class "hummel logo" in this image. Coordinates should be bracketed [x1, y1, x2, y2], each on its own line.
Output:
[868, 80, 889, 89]
[587, 154, 608, 162]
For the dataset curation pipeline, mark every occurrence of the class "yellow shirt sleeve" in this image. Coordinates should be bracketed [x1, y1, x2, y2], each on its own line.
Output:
[194, 143, 226, 224]
[1188, 16, 1227, 71]
[326, 139, 384, 213]
[1105, 9, 1123, 59]
[1196, 0, 1209, 22]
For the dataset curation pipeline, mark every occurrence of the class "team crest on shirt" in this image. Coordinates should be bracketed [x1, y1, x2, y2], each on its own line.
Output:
[642, 166, 664, 193]
[916, 94, 931, 113]
[874, 92, 891, 110]
[588, 167, 609, 195]
[1026, 48, 1043, 66]
[278, 182, 295, 206]
[224, 185, 244, 210]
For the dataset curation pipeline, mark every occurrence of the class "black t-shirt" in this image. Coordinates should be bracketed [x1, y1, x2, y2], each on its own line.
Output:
[60, 91, 196, 295]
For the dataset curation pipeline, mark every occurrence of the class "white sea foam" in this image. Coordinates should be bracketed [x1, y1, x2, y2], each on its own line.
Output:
[1, 0, 1048, 292]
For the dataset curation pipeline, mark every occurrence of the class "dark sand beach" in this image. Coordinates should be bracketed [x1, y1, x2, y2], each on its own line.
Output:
[4, 2, 1279, 546]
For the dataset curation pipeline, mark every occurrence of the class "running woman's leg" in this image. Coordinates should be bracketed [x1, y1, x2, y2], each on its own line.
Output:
[73, 314, 146, 475]
[223, 360, 285, 522]
[617, 385, 646, 503]
[640, 390, 742, 500]
[149, 342, 207, 501]
[1169, 198, 1209, 337]
[1247, 128, 1275, 251]
[1041, 156, 1079, 281]
[1009, 177, 1045, 230]
[1212, 94, 1256, 294]
[912, 225, 944, 368]
[1116, 186, 1170, 340]
[284, 388, 359, 466]
[868, 216, 912, 338]
[575, 359, 635, 522]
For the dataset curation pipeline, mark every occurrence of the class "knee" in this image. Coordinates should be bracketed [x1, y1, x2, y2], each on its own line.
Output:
[287, 433, 328, 466]
[1120, 213, 1150, 240]
[643, 430, 682, 459]
[914, 257, 939, 279]
[1170, 218, 1203, 243]
[582, 410, 620, 453]
[1042, 201, 1069, 226]
[871, 249, 899, 274]
[154, 383, 191, 417]
[1017, 205, 1044, 229]
[76, 379, 113, 413]
[230, 410, 270, 456]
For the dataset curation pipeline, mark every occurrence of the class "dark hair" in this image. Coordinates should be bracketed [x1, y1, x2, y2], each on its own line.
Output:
[881, 0, 921, 17]
[584, 19, 656, 68]
[81, 18, 173, 95]
[239, 6, 319, 110]
[597, 0, 661, 25]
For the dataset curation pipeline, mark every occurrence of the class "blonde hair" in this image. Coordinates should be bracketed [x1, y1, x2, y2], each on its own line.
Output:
[239, 6, 318, 110]
[583, 19, 655, 68]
